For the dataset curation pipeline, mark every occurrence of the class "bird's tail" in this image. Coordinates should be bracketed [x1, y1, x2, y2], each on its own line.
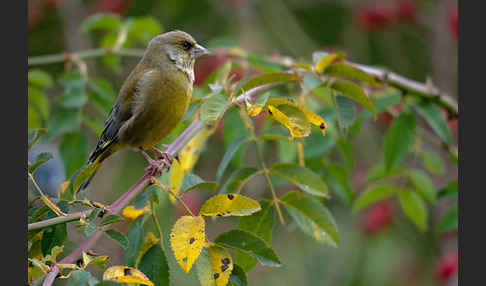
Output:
[77, 140, 118, 193]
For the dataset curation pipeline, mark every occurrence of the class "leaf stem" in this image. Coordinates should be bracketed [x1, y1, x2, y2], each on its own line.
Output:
[28, 172, 66, 217]
[150, 200, 165, 250]
[240, 110, 285, 224]
[151, 177, 195, 217]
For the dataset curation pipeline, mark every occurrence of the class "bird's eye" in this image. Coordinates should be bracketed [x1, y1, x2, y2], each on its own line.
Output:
[181, 41, 192, 51]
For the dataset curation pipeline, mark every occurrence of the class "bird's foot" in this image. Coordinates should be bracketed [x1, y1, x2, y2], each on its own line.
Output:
[141, 148, 174, 176]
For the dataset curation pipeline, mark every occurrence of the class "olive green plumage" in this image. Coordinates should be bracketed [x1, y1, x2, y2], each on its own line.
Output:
[79, 31, 208, 191]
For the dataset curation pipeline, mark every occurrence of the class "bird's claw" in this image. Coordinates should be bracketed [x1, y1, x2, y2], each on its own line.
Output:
[145, 152, 174, 176]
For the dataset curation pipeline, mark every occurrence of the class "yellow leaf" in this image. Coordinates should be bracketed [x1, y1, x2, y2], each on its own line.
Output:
[58, 180, 70, 197]
[267, 105, 310, 139]
[82, 251, 109, 271]
[199, 194, 261, 217]
[103, 265, 154, 286]
[196, 246, 234, 286]
[135, 232, 160, 267]
[122, 205, 146, 220]
[169, 126, 215, 199]
[291, 63, 313, 72]
[28, 258, 49, 282]
[170, 216, 206, 273]
[44, 245, 64, 263]
[266, 98, 327, 135]
[315, 53, 339, 73]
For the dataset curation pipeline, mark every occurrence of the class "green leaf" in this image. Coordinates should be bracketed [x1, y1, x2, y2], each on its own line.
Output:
[408, 170, 436, 203]
[438, 180, 458, 199]
[87, 207, 102, 222]
[28, 87, 50, 120]
[132, 185, 161, 210]
[66, 270, 97, 286]
[88, 77, 116, 114]
[323, 63, 377, 86]
[201, 94, 229, 125]
[219, 167, 260, 194]
[302, 74, 322, 90]
[247, 52, 286, 72]
[214, 230, 281, 267]
[28, 105, 41, 129]
[280, 191, 339, 246]
[352, 185, 397, 213]
[84, 222, 97, 237]
[384, 114, 416, 171]
[28, 69, 53, 88]
[331, 80, 376, 116]
[105, 229, 129, 250]
[28, 128, 47, 151]
[414, 100, 452, 143]
[367, 162, 405, 182]
[216, 137, 249, 180]
[58, 76, 88, 109]
[336, 95, 355, 127]
[235, 72, 301, 96]
[325, 163, 354, 204]
[41, 223, 67, 256]
[60, 131, 89, 179]
[398, 189, 428, 231]
[236, 200, 275, 271]
[269, 162, 329, 197]
[46, 110, 81, 140]
[222, 107, 250, 170]
[126, 16, 163, 45]
[81, 13, 121, 33]
[420, 150, 445, 174]
[436, 203, 458, 233]
[138, 244, 170, 286]
[180, 174, 217, 195]
[125, 217, 143, 265]
[28, 152, 53, 173]
[100, 215, 124, 226]
[370, 88, 402, 113]
[229, 264, 247, 286]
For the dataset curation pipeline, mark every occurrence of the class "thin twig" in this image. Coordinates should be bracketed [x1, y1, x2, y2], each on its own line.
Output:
[151, 178, 195, 217]
[239, 109, 285, 224]
[28, 172, 66, 217]
[150, 201, 165, 250]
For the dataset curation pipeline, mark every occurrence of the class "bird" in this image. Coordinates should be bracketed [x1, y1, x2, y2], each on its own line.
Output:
[78, 30, 208, 192]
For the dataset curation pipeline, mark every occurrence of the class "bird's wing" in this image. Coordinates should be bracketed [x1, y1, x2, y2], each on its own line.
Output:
[87, 66, 150, 163]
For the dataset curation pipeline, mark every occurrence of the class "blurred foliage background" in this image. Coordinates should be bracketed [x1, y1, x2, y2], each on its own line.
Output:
[28, 0, 458, 285]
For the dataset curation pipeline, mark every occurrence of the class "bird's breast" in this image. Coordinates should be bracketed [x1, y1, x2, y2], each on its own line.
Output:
[123, 69, 192, 149]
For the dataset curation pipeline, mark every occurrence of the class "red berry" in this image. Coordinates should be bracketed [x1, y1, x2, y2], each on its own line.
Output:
[194, 54, 229, 86]
[99, 0, 129, 14]
[394, 0, 417, 22]
[355, 1, 393, 32]
[361, 200, 394, 235]
[435, 251, 458, 282]
[28, 1, 45, 29]
[448, 7, 458, 40]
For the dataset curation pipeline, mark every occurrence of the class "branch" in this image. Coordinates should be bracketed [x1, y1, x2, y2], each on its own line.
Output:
[28, 46, 458, 117]
[28, 210, 88, 231]
[37, 117, 204, 286]
[348, 62, 458, 117]
[28, 48, 144, 66]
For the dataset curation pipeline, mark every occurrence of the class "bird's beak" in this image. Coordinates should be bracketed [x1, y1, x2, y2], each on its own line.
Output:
[192, 44, 209, 58]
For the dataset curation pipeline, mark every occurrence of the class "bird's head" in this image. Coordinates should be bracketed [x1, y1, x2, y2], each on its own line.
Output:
[144, 30, 208, 82]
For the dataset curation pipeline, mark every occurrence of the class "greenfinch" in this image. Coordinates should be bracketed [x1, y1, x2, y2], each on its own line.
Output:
[79, 30, 208, 191]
